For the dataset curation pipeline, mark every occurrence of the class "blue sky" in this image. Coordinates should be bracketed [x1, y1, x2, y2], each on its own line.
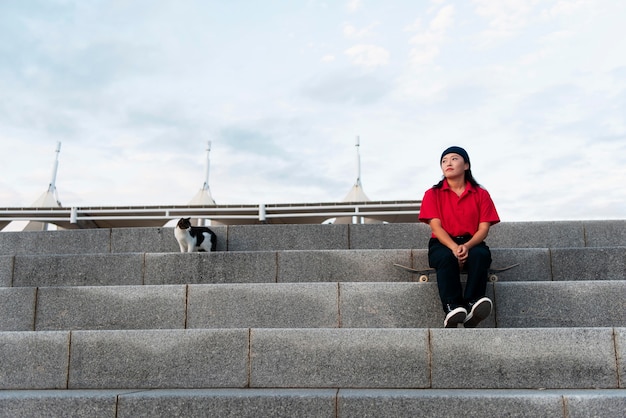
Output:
[1, 0, 625, 221]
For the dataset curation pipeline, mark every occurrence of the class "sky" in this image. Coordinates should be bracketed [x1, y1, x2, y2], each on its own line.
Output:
[1, 0, 625, 222]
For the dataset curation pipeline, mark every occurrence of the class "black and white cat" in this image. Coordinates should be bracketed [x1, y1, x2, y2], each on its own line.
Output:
[174, 217, 217, 253]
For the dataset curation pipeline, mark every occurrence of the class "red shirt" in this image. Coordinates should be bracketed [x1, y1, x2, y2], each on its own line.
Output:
[418, 180, 500, 238]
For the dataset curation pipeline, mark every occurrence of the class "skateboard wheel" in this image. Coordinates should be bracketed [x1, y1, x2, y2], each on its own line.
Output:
[419, 275, 429, 282]
[489, 274, 498, 282]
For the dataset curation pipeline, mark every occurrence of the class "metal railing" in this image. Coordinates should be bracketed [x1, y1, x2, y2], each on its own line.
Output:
[0, 200, 422, 229]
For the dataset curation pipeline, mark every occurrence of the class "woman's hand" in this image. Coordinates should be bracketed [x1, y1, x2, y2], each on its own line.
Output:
[455, 244, 468, 264]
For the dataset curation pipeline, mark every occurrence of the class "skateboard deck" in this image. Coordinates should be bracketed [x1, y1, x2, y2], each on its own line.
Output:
[393, 263, 519, 282]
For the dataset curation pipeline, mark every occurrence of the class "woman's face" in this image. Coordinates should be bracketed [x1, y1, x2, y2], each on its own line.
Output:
[441, 153, 469, 178]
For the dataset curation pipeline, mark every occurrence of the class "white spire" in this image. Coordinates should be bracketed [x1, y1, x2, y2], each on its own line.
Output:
[342, 135, 369, 202]
[189, 141, 216, 205]
[32, 141, 62, 207]
[203, 140, 212, 191]
[48, 142, 61, 203]
[355, 135, 362, 187]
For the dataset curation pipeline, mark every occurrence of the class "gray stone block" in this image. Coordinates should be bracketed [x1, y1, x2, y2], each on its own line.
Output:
[564, 389, 626, 418]
[250, 328, 429, 388]
[430, 328, 618, 389]
[0, 229, 111, 255]
[69, 329, 249, 389]
[551, 248, 626, 281]
[277, 249, 412, 282]
[488, 221, 585, 248]
[111, 226, 228, 253]
[411, 248, 430, 269]
[0, 255, 13, 286]
[0, 390, 124, 418]
[111, 227, 178, 253]
[144, 251, 277, 284]
[13, 254, 144, 287]
[490, 248, 551, 281]
[340, 283, 495, 328]
[616, 328, 626, 387]
[0, 331, 70, 389]
[495, 282, 626, 327]
[340, 282, 440, 328]
[0, 233, 16, 255]
[584, 220, 626, 247]
[0, 287, 36, 331]
[338, 389, 564, 417]
[349, 223, 431, 249]
[228, 224, 349, 251]
[187, 283, 338, 328]
[36, 285, 186, 330]
[389, 250, 430, 282]
[118, 389, 337, 418]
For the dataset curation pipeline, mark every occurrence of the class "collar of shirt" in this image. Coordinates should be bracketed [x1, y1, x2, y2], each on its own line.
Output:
[441, 179, 476, 196]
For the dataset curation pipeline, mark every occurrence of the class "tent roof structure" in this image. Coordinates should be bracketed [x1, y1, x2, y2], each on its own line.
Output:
[333, 136, 381, 224]
[189, 185, 216, 205]
[16, 142, 63, 231]
[342, 182, 369, 202]
[31, 189, 61, 207]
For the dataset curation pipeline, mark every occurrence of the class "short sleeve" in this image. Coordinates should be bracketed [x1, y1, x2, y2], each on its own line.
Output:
[418, 188, 439, 223]
[478, 188, 500, 225]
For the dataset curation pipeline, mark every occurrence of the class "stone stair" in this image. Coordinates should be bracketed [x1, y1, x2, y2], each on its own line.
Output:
[0, 221, 624, 417]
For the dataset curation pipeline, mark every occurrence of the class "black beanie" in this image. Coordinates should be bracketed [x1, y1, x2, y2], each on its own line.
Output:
[441, 146, 470, 168]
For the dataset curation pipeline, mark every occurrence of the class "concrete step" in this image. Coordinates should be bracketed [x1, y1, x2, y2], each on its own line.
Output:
[2, 281, 626, 331]
[3, 247, 624, 287]
[1, 220, 624, 255]
[1, 328, 623, 390]
[0, 388, 625, 417]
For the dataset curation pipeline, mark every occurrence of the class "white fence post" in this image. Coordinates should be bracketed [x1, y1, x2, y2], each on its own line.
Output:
[70, 207, 78, 224]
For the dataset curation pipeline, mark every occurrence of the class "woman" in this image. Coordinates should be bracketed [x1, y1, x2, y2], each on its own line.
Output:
[418, 146, 500, 328]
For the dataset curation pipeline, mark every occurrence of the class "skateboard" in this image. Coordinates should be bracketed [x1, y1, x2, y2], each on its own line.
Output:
[393, 263, 519, 282]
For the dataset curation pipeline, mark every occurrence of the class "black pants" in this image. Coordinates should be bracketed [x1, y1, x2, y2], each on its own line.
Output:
[428, 236, 492, 312]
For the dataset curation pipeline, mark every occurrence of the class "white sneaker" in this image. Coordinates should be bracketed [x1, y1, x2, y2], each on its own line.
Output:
[444, 305, 468, 328]
[463, 297, 492, 328]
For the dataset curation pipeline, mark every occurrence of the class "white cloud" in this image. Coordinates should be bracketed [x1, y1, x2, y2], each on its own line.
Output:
[344, 44, 390, 67]
[343, 22, 379, 39]
[348, 0, 363, 12]
[347, 0, 362, 13]
[518, 29, 573, 66]
[429, 4, 455, 32]
[301, 71, 389, 104]
[343, 23, 358, 38]
[471, 0, 539, 45]
[404, 18, 422, 32]
[408, 44, 440, 68]
[407, 4, 455, 67]
[540, 0, 591, 19]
